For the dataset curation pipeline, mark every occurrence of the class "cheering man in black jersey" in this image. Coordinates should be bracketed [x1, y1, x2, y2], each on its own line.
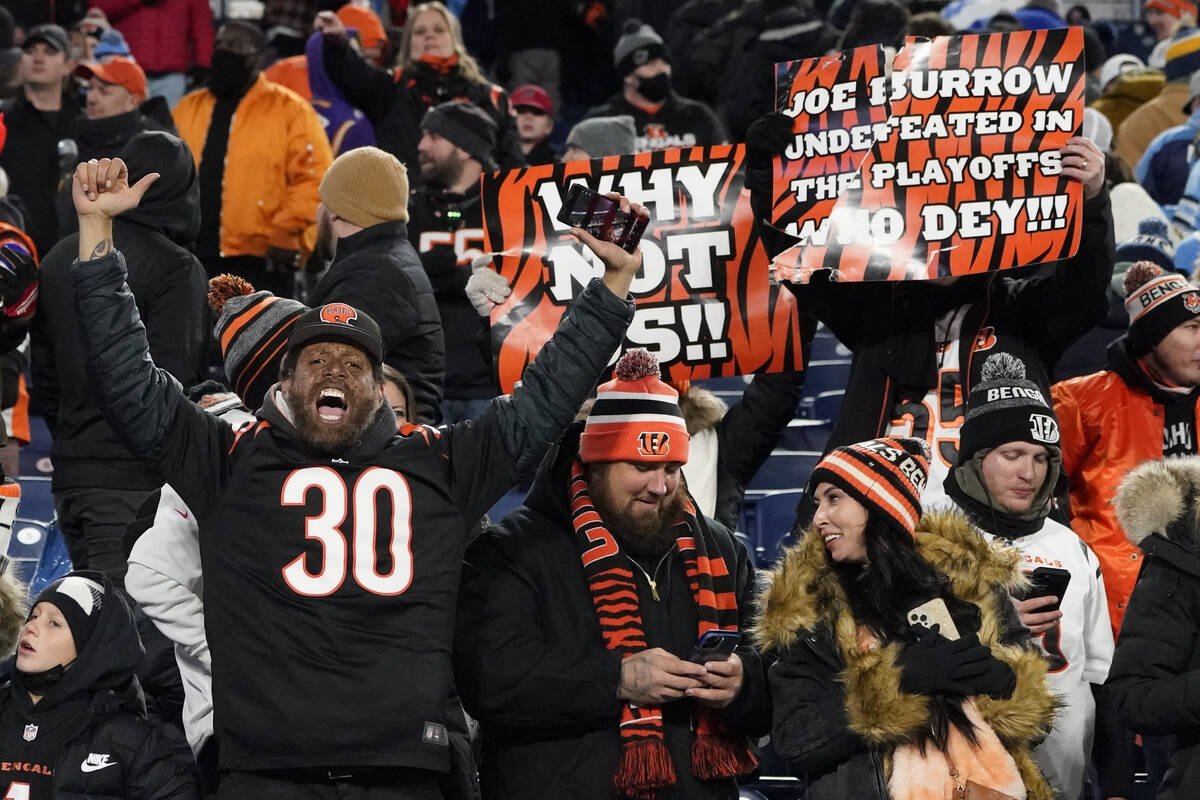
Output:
[51, 156, 644, 799]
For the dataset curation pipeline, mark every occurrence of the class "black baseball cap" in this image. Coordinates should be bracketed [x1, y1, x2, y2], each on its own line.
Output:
[286, 303, 384, 364]
[23, 24, 68, 54]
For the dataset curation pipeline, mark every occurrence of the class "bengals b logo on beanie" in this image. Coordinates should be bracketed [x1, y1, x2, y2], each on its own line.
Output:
[580, 349, 690, 464]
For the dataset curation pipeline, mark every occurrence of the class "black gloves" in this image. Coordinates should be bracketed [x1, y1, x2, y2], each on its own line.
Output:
[744, 111, 793, 197]
[897, 626, 1015, 699]
[0, 243, 38, 309]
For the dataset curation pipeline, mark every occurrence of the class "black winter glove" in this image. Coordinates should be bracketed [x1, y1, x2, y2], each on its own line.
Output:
[0, 243, 38, 307]
[898, 627, 1015, 698]
[745, 111, 793, 176]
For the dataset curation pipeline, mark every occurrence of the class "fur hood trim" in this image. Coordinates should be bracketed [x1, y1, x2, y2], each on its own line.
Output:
[0, 570, 25, 657]
[754, 509, 1023, 652]
[1114, 456, 1200, 548]
[678, 386, 727, 435]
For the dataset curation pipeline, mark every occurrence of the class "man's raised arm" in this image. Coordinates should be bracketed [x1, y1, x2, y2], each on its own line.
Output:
[71, 158, 235, 514]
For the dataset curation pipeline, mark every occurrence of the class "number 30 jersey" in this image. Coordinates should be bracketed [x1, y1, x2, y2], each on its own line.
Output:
[70, 252, 634, 776]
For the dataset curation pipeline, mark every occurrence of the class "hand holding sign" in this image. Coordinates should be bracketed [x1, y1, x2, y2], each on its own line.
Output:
[567, 192, 649, 298]
[1058, 136, 1104, 200]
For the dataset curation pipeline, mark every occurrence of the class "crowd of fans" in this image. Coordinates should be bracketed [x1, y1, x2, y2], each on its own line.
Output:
[0, 0, 1199, 798]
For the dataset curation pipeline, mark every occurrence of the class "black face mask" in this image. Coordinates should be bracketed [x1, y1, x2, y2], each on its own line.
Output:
[637, 72, 671, 103]
[208, 49, 256, 100]
[17, 663, 69, 695]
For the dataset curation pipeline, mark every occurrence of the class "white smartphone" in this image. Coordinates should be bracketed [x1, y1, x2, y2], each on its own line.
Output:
[907, 598, 961, 641]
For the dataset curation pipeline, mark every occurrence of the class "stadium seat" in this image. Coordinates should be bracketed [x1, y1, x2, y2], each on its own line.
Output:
[802, 359, 851, 398]
[812, 390, 845, 424]
[746, 451, 821, 492]
[776, 419, 832, 451]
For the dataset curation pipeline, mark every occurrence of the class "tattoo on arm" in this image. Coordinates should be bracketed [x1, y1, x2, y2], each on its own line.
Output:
[88, 239, 112, 260]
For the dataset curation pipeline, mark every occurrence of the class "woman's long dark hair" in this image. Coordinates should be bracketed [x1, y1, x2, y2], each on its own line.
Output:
[831, 514, 982, 753]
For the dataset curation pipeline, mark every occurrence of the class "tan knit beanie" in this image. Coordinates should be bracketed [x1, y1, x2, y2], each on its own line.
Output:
[319, 146, 410, 227]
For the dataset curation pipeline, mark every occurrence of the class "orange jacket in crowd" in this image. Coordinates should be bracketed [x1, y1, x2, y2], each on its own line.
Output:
[173, 74, 332, 257]
[1052, 368, 1198, 636]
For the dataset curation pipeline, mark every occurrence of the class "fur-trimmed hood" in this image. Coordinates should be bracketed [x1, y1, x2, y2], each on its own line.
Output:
[754, 509, 1023, 653]
[1115, 456, 1200, 551]
[678, 386, 727, 435]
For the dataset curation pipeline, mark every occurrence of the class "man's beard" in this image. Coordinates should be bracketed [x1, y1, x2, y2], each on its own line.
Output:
[314, 208, 336, 264]
[285, 384, 377, 454]
[590, 474, 683, 560]
[419, 156, 461, 190]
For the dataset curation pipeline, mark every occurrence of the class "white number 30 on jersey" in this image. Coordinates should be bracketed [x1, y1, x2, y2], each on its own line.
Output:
[281, 467, 414, 597]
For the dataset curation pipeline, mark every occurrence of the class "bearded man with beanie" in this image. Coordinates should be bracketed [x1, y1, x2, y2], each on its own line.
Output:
[0, 571, 199, 798]
[1053, 261, 1200, 637]
[583, 19, 727, 152]
[409, 100, 498, 422]
[455, 349, 768, 800]
[309, 146, 445, 424]
[947, 353, 1114, 800]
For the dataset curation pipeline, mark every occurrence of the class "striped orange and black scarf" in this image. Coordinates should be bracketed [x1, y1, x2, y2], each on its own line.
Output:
[569, 460, 757, 799]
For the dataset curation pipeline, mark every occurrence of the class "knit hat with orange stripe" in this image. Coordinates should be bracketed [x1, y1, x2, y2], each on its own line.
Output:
[809, 437, 930, 540]
[209, 275, 306, 409]
[1124, 260, 1200, 355]
[579, 349, 690, 464]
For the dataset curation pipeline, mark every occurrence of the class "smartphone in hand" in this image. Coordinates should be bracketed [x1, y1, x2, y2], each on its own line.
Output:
[556, 184, 649, 254]
[689, 630, 740, 664]
[1014, 566, 1071, 612]
[907, 598, 961, 641]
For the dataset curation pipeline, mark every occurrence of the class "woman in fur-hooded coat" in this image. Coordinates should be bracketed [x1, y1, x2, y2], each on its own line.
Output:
[1108, 456, 1200, 800]
[754, 437, 1056, 800]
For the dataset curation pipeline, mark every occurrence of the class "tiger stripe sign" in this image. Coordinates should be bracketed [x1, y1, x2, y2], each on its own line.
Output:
[769, 27, 1085, 283]
[479, 146, 805, 394]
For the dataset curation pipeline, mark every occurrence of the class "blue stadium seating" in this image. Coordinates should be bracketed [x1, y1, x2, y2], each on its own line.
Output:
[812, 390, 845, 424]
[746, 451, 821, 492]
[776, 419, 832, 451]
[802, 359, 851, 399]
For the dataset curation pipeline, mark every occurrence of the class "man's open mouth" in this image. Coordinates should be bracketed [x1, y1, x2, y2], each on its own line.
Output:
[317, 389, 347, 422]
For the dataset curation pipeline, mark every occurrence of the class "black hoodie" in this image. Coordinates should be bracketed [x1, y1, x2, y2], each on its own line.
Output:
[0, 571, 198, 799]
[31, 130, 208, 493]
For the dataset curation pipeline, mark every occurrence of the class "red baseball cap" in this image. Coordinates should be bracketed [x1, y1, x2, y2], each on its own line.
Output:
[510, 84, 552, 115]
[75, 56, 147, 100]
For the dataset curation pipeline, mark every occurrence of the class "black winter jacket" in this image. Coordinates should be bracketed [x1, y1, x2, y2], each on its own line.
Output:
[308, 221, 446, 424]
[407, 184, 492, 402]
[1108, 456, 1200, 800]
[788, 189, 1115, 460]
[0, 92, 83, 258]
[454, 423, 771, 800]
[320, 35, 524, 186]
[583, 91, 728, 152]
[0, 571, 198, 799]
[68, 245, 633, 773]
[54, 106, 177, 238]
[31, 131, 208, 493]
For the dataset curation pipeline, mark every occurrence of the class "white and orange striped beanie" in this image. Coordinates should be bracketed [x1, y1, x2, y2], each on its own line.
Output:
[579, 349, 690, 464]
[809, 437, 930, 540]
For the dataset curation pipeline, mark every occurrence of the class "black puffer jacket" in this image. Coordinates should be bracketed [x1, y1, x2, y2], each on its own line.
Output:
[454, 422, 770, 800]
[320, 34, 524, 186]
[0, 571, 199, 799]
[1109, 456, 1200, 800]
[308, 221, 446, 424]
[31, 130, 208, 493]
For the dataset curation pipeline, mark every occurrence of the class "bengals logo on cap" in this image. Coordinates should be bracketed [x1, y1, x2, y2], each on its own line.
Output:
[637, 431, 670, 457]
[1186, 293, 1200, 315]
[320, 303, 357, 325]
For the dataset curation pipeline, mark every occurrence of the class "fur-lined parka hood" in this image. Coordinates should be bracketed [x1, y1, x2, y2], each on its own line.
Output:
[754, 509, 1023, 652]
[678, 386, 727, 435]
[1115, 456, 1200, 556]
